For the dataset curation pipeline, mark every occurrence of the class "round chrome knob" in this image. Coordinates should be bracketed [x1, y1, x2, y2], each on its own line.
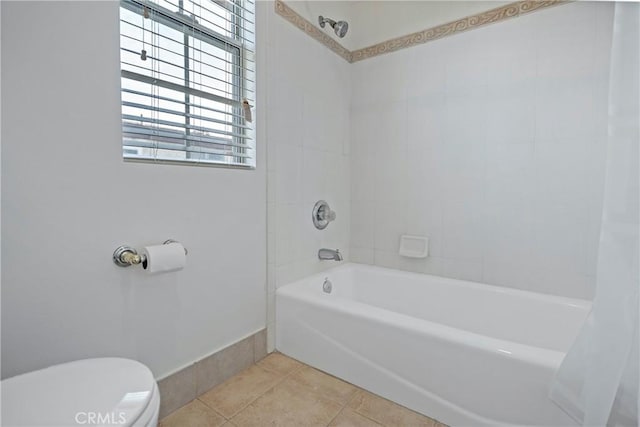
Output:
[312, 200, 336, 230]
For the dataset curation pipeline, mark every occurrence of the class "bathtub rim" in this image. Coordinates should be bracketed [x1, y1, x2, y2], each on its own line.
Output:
[283, 262, 592, 309]
[276, 262, 592, 370]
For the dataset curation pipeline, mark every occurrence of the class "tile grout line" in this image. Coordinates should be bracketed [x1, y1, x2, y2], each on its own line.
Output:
[342, 391, 387, 427]
[228, 365, 305, 422]
[323, 388, 364, 427]
[194, 397, 230, 422]
[220, 362, 307, 422]
[165, 353, 442, 426]
[324, 407, 345, 427]
[348, 389, 443, 427]
[248, 356, 362, 426]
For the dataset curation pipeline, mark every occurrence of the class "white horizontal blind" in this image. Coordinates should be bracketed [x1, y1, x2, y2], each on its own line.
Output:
[119, 0, 255, 167]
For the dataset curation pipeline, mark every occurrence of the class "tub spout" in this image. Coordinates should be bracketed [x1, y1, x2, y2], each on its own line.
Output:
[318, 248, 343, 261]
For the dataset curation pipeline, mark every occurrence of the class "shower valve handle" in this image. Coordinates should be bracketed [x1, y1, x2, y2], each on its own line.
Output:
[312, 200, 336, 230]
[318, 205, 336, 222]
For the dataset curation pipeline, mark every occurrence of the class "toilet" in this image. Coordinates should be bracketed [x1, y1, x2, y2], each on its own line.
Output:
[1, 358, 160, 427]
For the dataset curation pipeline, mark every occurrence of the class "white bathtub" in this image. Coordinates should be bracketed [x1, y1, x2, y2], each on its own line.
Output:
[276, 263, 590, 426]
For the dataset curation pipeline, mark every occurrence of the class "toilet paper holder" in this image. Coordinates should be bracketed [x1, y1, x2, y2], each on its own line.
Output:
[113, 240, 188, 267]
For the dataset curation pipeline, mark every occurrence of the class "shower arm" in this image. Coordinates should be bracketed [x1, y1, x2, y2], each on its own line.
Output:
[319, 16, 336, 28]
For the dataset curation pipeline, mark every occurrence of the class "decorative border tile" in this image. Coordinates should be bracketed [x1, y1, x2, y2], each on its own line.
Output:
[274, 0, 568, 64]
[351, 0, 567, 62]
[274, 0, 352, 63]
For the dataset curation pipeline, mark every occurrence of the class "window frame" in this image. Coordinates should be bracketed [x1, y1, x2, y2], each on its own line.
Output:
[119, 0, 254, 169]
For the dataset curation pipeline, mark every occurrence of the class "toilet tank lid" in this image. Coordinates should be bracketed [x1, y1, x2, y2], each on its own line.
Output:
[1, 358, 157, 427]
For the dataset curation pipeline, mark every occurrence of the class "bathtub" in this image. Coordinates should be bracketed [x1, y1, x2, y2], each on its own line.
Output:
[276, 263, 590, 426]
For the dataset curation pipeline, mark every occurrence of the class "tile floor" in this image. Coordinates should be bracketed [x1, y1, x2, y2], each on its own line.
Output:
[159, 353, 448, 427]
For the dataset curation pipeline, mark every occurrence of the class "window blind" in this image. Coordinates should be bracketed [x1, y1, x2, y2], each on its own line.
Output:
[119, 0, 255, 167]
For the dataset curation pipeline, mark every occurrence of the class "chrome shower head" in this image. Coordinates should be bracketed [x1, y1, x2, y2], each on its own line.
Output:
[333, 20, 349, 38]
[318, 15, 349, 38]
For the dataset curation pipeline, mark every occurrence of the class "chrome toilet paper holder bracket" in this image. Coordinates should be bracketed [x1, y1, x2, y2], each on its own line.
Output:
[112, 240, 188, 268]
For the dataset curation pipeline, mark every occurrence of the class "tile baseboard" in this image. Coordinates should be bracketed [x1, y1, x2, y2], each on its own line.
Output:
[157, 328, 268, 419]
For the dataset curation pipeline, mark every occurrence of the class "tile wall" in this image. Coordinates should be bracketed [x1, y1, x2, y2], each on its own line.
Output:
[349, 2, 614, 299]
[264, 1, 352, 350]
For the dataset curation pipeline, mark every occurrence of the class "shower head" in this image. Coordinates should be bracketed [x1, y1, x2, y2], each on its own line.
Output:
[333, 20, 349, 38]
[318, 16, 349, 38]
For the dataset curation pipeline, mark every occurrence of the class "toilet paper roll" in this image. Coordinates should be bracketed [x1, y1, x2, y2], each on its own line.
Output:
[142, 242, 186, 273]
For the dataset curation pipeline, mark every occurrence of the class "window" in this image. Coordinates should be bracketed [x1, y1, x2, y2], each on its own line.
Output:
[119, 0, 255, 167]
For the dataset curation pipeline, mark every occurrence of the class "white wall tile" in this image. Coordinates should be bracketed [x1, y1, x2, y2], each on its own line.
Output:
[267, 264, 276, 294]
[350, 247, 374, 265]
[441, 258, 483, 282]
[349, 2, 612, 299]
[275, 203, 301, 266]
[351, 151, 375, 202]
[267, 106, 303, 149]
[405, 41, 446, 100]
[267, 232, 276, 265]
[374, 204, 406, 252]
[375, 150, 408, 203]
[301, 148, 326, 206]
[406, 143, 444, 205]
[482, 205, 534, 290]
[352, 53, 408, 106]
[266, 4, 352, 308]
[533, 140, 592, 206]
[441, 197, 485, 260]
[266, 1, 612, 303]
[531, 203, 589, 276]
[535, 77, 597, 142]
[324, 152, 350, 199]
[275, 261, 304, 288]
[440, 138, 486, 204]
[351, 201, 374, 249]
[374, 250, 402, 270]
[267, 292, 276, 325]
[407, 95, 447, 152]
[484, 143, 535, 208]
[405, 197, 443, 257]
[275, 144, 302, 205]
[485, 83, 535, 146]
[398, 256, 443, 276]
[445, 92, 488, 147]
[444, 35, 490, 98]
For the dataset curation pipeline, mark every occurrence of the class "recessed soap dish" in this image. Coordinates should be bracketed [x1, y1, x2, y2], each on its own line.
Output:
[399, 235, 429, 258]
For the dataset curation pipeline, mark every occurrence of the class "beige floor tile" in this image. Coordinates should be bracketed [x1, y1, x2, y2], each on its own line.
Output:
[328, 408, 383, 427]
[159, 399, 226, 427]
[348, 390, 437, 426]
[287, 366, 358, 405]
[231, 379, 343, 427]
[256, 352, 305, 376]
[199, 365, 282, 418]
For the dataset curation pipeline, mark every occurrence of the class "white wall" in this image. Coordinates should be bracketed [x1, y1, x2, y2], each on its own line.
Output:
[350, 2, 614, 299]
[264, 0, 351, 350]
[1, 1, 266, 380]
